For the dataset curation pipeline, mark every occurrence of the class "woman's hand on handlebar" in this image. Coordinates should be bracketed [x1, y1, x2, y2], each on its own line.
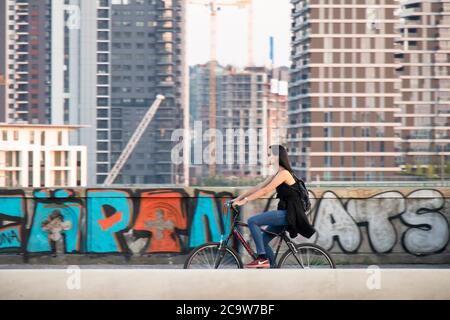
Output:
[232, 198, 247, 207]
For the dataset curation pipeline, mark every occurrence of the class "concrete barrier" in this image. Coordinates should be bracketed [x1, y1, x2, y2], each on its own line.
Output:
[0, 186, 449, 264]
[1, 269, 449, 300]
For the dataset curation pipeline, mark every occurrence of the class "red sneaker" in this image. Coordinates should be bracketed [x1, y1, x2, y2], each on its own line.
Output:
[245, 258, 270, 269]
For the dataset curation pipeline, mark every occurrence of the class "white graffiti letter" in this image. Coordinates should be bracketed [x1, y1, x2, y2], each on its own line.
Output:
[401, 190, 449, 255]
[314, 192, 360, 252]
[347, 192, 404, 253]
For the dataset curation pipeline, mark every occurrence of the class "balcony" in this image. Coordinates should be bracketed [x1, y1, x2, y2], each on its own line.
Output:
[156, 58, 174, 66]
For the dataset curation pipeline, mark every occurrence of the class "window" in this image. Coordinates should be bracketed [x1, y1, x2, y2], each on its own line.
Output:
[97, 164, 109, 173]
[97, 153, 108, 162]
[97, 98, 109, 106]
[97, 142, 108, 151]
[97, 42, 109, 51]
[97, 131, 108, 140]
[111, 131, 122, 140]
[97, 64, 109, 74]
[111, 109, 122, 118]
[57, 132, 63, 145]
[111, 142, 122, 152]
[97, 87, 109, 95]
[97, 120, 108, 129]
[112, 119, 122, 127]
[97, 76, 109, 85]
[97, 20, 109, 29]
[97, 109, 109, 118]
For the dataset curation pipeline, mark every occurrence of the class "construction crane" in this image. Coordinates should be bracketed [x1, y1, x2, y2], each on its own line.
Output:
[103, 95, 165, 186]
[188, 0, 253, 176]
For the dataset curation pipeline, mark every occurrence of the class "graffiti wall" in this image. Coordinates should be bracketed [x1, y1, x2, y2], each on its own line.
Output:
[0, 187, 449, 264]
[0, 188, 234, 257]
[259, 187, 450, 263]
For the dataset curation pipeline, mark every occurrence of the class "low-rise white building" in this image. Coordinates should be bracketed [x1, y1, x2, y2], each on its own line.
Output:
[0, 124, 87, 187]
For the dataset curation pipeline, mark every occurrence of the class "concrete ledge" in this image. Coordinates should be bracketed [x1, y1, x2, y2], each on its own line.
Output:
[1, 269, 449, 300]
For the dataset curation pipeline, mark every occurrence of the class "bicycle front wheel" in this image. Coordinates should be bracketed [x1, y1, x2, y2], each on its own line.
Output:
[278, 243, 336, 269]
[184, 242, 243, 269]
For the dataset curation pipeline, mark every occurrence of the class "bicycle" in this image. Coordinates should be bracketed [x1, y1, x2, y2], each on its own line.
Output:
[184, 200, 336, 269]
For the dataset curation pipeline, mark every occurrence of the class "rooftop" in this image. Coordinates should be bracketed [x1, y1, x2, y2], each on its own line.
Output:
[0, 123, 89, 130]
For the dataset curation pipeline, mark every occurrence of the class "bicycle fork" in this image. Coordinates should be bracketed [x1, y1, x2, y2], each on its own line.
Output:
[213, 235, 228, 269]
[286, 238, 306, 268]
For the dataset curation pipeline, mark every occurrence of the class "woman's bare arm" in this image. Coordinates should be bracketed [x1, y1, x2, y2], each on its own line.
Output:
[234, 174, 275, 201]
[244, 170, 289, 202]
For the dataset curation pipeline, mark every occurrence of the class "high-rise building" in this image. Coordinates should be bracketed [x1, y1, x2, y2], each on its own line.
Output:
[1, 0, 51, 123]
[288, 0, 401, 182]
[47, 0, 112, 186]
[189, 61, 226, 129]
[189, 63, 288, 182]
[189, 62, 226, 183]
[109, 0, 186, 185]
[217, 66, 288, 177]
[0, 0, 7, 122]
[395, 0, 450, 174]
[0, 0, 112, 186]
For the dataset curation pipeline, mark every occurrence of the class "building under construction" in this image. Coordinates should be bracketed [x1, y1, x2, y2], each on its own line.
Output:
[189, 63, 288, 184]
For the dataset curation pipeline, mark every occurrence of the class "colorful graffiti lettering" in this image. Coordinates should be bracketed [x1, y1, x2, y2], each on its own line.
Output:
[27, 189, 82, 254]
[309, 189, 450, 256]
[0, 190, 26, 251]
[86, 190, 132, 253]
[132, 189, 188, 253]
[0, 188, 448, 263]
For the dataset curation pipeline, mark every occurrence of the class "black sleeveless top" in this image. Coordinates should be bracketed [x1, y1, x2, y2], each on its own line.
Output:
[276, 179, 316, 239]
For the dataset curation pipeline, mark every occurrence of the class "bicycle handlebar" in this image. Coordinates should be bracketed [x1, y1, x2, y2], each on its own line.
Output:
[224, 200, 241, 214]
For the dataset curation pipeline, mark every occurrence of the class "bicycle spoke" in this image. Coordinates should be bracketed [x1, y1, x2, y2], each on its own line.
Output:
[279, 245, 334, 269]
[186, 244, 241, 269]
[306, 248, 310, 268]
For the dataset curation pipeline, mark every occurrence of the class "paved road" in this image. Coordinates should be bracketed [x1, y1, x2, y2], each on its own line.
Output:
[1, 268, 449, 299]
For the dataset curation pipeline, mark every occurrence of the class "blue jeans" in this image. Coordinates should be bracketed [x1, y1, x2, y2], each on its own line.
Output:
[247, 210, 288, 267]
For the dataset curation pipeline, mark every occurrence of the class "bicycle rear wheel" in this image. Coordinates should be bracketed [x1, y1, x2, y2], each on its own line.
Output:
[184, 242, 243, 269]
[277, 243, 335, 269]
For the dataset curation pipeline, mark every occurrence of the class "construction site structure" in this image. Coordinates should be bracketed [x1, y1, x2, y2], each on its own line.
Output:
[188, 0, 253, 177]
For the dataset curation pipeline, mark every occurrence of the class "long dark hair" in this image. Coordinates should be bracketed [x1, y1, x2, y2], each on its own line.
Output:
[269, 145, 297, 179]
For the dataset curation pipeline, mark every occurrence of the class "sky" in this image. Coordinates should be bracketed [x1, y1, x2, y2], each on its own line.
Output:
[186, 0, 292, 68]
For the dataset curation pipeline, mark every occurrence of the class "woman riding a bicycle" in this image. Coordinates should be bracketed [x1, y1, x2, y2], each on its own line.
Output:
[231, 145, 316, 268]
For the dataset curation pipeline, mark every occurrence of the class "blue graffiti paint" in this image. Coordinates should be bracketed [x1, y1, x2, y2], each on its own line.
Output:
[34, 190, 51, 199]
[55, 190, 72, 198]
[26, 201, 82, 253]
[189, 193, 224, 248]
[0, 195, 25, 218]
[0, 226, 21, 249]
[86, 190, 132, 253]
